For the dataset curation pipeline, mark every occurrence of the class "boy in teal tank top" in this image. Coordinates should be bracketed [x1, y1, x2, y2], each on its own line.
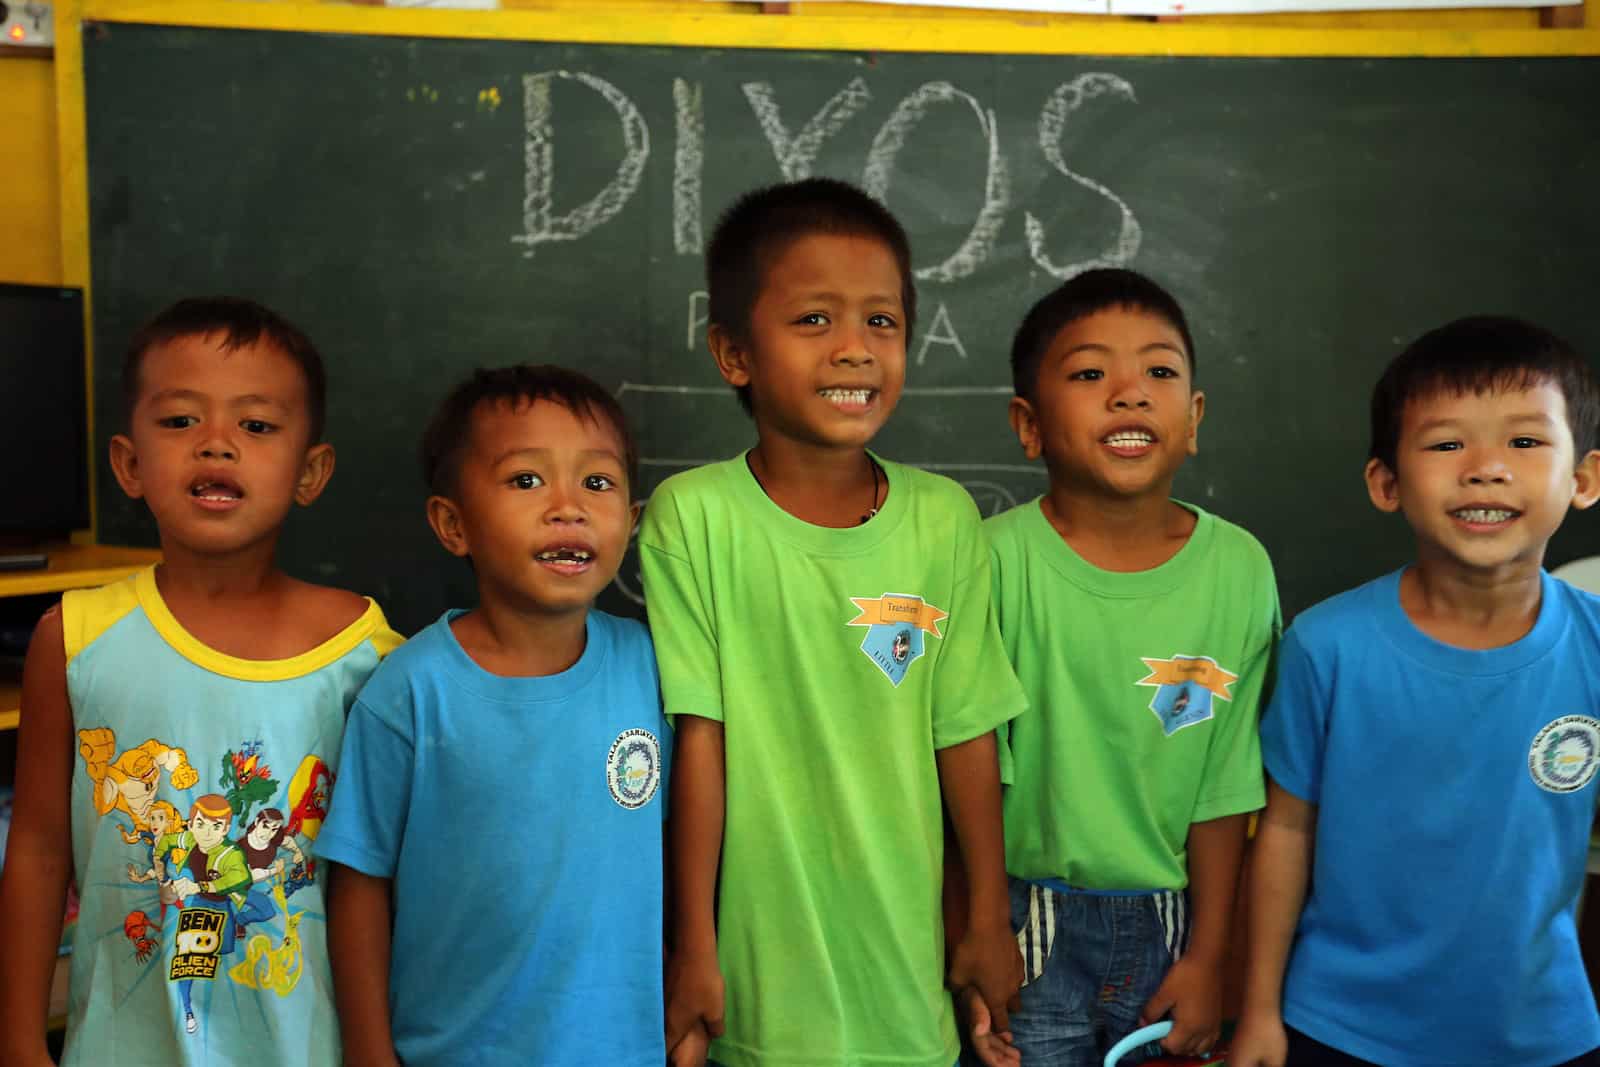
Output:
[984, 270, 1279, 1065]
[642, 178, 1027, 1067]
[0, 298, 401, 1066]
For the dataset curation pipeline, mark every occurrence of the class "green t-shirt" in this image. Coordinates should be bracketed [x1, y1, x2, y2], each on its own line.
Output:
[640, 453, 1025, 1067]
[988, 499, 1279, 891]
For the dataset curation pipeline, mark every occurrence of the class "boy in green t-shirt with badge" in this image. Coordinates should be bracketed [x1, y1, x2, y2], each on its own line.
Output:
[983, 268, 1280, 1065]
[640, 178, 1027, 1067]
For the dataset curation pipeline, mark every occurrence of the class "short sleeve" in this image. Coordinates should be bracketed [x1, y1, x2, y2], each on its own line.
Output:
[1259, 626, 1327, 806]
[931, 506, 1027, 750]
[638, 487, 724, 725]
[987, 538, 1017, 785]
[1193, 555, 1280, 822]
[315, 694, 416, 878]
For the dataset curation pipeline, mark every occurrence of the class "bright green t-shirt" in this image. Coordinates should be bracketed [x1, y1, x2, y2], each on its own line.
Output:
[640, 453, 1026, 1067]
[988, 499, 1279, 891]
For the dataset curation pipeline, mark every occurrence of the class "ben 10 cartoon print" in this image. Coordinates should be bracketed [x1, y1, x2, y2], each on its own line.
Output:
[847, 593, 949, 687]
[1135, 655, 1239, 736]
[76, 728, 332, 1037]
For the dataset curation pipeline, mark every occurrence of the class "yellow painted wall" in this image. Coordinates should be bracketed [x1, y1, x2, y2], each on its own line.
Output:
[6, 0, 1597, 292]
[0, 55, 61, 286]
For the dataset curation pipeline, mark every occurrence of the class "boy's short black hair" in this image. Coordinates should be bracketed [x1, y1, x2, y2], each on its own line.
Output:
[706, 177, 917, 415]
[420, 364, 638, 499]
[1010, 268, 1196, 402]
[123, 297, 327, 443]
[1369, 315, 1600, 472]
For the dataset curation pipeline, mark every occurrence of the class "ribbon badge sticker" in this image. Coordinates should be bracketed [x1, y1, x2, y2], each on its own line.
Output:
[1136, 655, 1238, 736]
[848, 593, 949, 687]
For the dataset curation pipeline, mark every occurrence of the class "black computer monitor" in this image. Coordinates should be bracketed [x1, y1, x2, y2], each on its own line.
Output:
[0, 284, 90, 546]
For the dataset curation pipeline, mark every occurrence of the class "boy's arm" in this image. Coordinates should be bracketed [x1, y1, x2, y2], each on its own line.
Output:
[937, 732, 1022, 1032]
[1230, 781, 1316, 1067]
[327, 864, 401, 1067]
[664, 715, 726, 1049]
[0, 607, 75, 1066]
[1139, 811, 1249, 1056]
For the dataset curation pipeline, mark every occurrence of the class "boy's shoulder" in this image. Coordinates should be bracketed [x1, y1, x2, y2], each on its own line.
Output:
[647, 455, 740, 507]
[883, 458, 981, 515]
[1284, 571, 1398, 651]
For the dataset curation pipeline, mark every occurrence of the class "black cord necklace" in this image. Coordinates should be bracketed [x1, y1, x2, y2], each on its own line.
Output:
[747, 452, 882, 525]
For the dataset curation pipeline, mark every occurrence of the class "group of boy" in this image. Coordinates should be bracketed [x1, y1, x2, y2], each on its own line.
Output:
[0, 175, 1596, 1067]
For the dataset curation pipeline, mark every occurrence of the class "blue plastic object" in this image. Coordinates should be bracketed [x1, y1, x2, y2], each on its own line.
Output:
[1103, 1021, 1174, 1067]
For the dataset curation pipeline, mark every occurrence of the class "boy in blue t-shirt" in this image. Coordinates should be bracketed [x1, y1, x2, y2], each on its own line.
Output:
[1233, 317, 1600, 1067]
[317, 365, 671, 1067]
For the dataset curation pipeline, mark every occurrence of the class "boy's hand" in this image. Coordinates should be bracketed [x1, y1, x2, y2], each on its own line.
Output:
[1138, 954, 1221, 1057]
[1228, 1011, 1288, 1067]
[664, 949, 725, 1049]
[956, 985, 1020, 1067]
[668, 1019, 712, 1067]
[947, 921, 1023, 1033]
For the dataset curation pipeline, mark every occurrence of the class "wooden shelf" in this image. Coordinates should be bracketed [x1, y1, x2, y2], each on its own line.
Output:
[0, 544, 162, 598]
[1, 544, 161, 728]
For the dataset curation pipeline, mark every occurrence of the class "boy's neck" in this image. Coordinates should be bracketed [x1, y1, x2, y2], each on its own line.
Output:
[1041, 485, 1195, 573]
[747, 437, 882, 529]
[1399, 555, 1545, 650]
[451, 599, 589, 678]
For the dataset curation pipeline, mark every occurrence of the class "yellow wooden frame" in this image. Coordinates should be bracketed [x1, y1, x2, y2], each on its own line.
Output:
[50, 0, 1600, 532]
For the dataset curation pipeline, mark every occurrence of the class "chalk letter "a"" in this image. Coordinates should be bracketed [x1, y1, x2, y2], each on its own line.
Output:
[1026, 74, 1141, 278]
[915, 302, 969, 366]
[512, 71, 649, 255]
[865, 82, 1010, 285]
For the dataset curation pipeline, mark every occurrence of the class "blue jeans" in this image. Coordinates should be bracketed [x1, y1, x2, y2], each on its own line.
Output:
[966, 877, 1187, 1067]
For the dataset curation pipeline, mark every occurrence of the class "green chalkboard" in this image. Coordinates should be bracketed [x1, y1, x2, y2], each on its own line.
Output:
[83, 21, 1600, 633]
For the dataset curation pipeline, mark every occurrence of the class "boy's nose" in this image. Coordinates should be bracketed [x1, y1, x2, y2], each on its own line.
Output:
[544, 486, 586, 522]
[831, 329, 874, 366]
[196, 437, 237, 461]
[1462, 452, 1511, 484]
[1109, 380, 1152, 409]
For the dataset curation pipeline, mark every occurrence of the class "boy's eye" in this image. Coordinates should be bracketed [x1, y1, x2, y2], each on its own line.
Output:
[583, 474, 617, 492]
[1069, 369, 1104, 382]
[1510, 436, 1542, 448]
[510, 472, 544, 490]
[795, 312, 829, 327]
[158, 415, 196, 429]
[240, 419, 275, 434]
[867, 313, 898, 330]
[1426, 441, 1462, 452]
[1148, 366, 1179, 379]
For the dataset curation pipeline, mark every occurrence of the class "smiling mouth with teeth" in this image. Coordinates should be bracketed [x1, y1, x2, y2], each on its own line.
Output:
[818, 388, 875, 406]
[1452, 508, 1518, 524]
[536, 548, 594, 563]
[1102, 431, 1155, 448]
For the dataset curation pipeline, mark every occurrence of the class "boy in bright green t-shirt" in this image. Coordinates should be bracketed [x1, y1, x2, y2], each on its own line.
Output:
[640, 178, 1028, 1067]
[984, 268, 1280, 1065]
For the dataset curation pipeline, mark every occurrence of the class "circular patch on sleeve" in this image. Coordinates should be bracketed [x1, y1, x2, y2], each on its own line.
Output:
[606, 728, 662, 809]
[1528, 716, 1600, 794]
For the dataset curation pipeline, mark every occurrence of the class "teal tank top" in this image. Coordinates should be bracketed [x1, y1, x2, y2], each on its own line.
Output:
[60, 567, 401, 1066]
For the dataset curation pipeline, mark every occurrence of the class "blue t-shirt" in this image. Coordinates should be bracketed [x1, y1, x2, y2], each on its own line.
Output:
[1262, 569, 1600, 1067]
[316, 610, 669, 1067]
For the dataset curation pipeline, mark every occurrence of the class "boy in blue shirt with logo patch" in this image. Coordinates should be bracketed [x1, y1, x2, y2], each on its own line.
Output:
[317, 365, 671, 1067]
[1233, 317, 1600, 1067]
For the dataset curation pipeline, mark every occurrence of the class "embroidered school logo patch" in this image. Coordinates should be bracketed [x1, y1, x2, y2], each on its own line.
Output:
[606, 729, 661, 810]
[1136, 655, 1239, 736]
[1528, 716, 1600, 794]
[848, 593, 948, 687]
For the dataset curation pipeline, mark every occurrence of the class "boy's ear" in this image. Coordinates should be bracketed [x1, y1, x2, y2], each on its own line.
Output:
[1008, 396, 1043, 461]
[708, 323, 752, 390]
[425, 495, 472, 558]
[1571, 449, 1600, 511]
[1185, 390, 1206, 457]
[293, 443, 336, 507]
[1365, 457, 1403, 513]
[628, 498, 644, 533]
[108, 434, 145, 499]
